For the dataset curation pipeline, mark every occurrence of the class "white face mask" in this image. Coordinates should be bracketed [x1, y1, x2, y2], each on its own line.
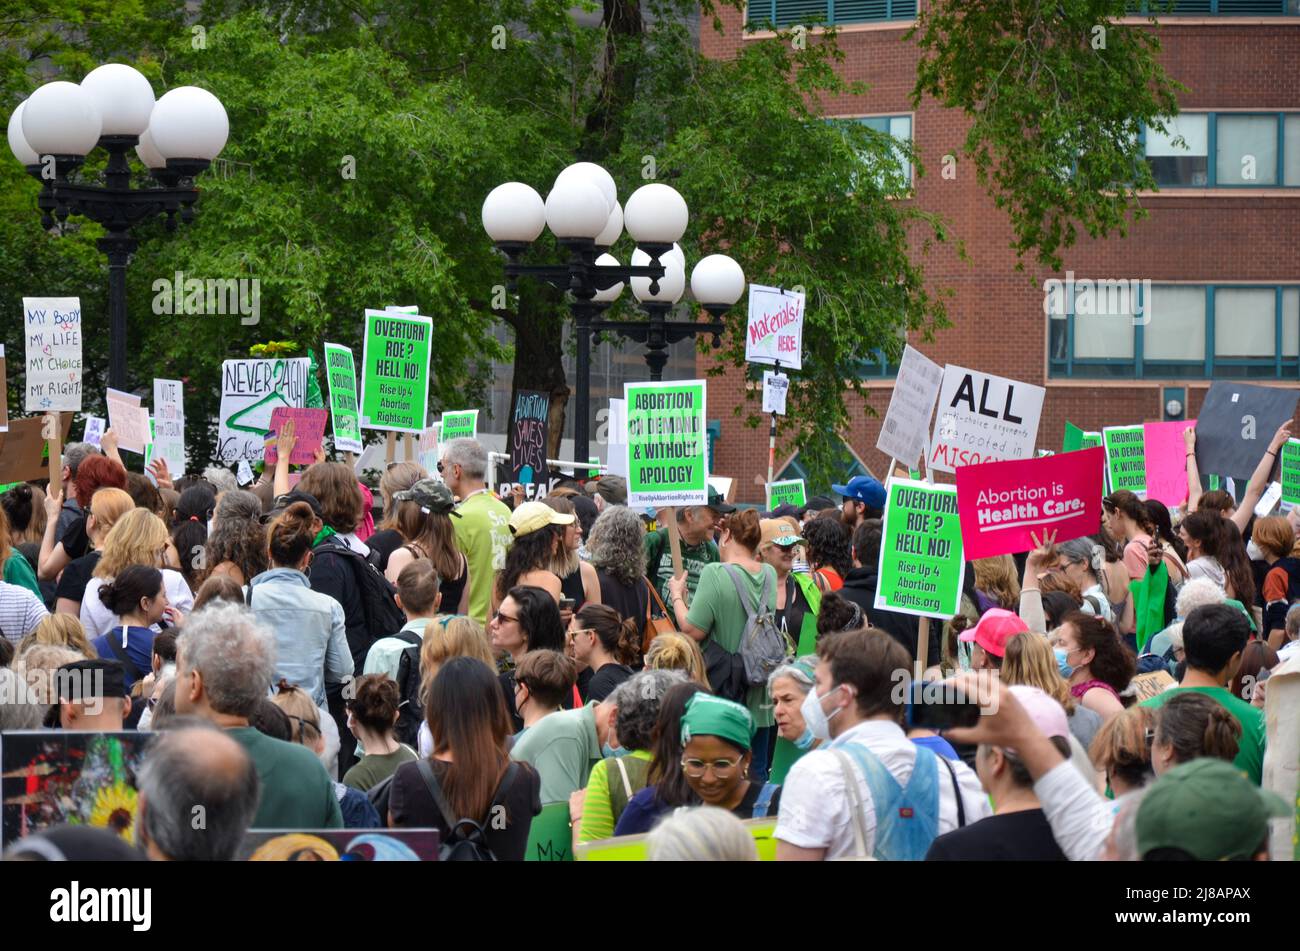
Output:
[800, 683, 846, 741]
[1246, 539, 1264, 562]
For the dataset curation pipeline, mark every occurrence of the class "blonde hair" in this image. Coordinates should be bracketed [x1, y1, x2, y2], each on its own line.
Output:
[1089, 705, 1155, 789]
[272, 682, 322, 748]
[378, 461, 428, 526]
[14, 645, 85, 705]
[644, 632, 709, 687]
[418, 615, 496, 707]
[1001, 632, 1076, 715]
[87, 487, 135, 545]
[18, 614, 97, 659]
[94, 508, 169, 578]
[973, 555, 1020, 609]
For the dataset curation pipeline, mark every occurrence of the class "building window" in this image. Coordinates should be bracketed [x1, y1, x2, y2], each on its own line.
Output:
[1144, 113, 1299, 188]
[1127, 1, 1297, 13]
[1048, 284, 1300, 380]
[746, 0, 918, 29]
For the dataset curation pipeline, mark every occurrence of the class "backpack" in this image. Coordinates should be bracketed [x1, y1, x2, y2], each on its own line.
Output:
[722, 564, 794, 686]
[416, 758, 520, 861]
[316, 536, 405, 644]
[390, 630, 424, 747]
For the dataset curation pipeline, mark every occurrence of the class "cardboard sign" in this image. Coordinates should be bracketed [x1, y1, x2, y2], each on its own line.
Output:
[82, 415, 105, 449]
[0, 413, 71, 483]
[1281, 440, 1300, 506]
[152, 378, 185, 476]
[264, 407, 329, 466]
[762, 371, 789, 416]
[745, 284, 804, 370]
[218, 358, 310, 463]
[22, 296, 82, 413]
[440, 410, 478, 442]
[625, 380, 708, 508]
[1103, 425, 1146, 495]
[875, 479, 964, 618]
[359, 309, 433, 433]
[928, 366, 1044, 474]
[509, 390, 550, 486]
[240, 829, 440, 861]
[766, 479, 807, 511]
[105, 388, 151, 454]
[322, 342, 363, 454]
[955, 448, 1106, 560]
[877, 344, 944, 469]
[1143, 420, 1195, 507]
[0, 345, 8, 432]
[1195, 382, 1300, 481]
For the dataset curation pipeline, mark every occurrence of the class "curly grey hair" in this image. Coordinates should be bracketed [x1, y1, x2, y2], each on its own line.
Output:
[440, 438, 487, 480]
[647, 806, 759, 862]
[203, 465, 239, 495]
[177, 602, 276, 717]
[608, 668, 686, 751]
[213, 488, 262, 524]
[586, 505, 647, 586]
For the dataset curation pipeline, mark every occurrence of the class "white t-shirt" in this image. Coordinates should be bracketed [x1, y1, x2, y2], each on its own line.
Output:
[80, 568, 195, 638]
[775, 719, 990, 859]
[1186, 556, 1226, 589]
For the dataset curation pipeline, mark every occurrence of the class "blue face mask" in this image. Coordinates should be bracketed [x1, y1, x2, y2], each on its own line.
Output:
[793, 726, 817, 750]
[1055, 647, 1074, 679]
[602, 743, 630, 758]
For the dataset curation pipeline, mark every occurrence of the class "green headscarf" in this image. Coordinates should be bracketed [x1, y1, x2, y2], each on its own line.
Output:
[680, 693, 754, 751]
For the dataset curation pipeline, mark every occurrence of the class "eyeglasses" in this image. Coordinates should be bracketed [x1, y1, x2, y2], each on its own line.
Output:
[493, 610, 519, 624]
[436, 461, 444, 473]
[681, 756, 744, 779]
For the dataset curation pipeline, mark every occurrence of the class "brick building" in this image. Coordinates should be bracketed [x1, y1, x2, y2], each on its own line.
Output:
[698, 2, 1300, 505]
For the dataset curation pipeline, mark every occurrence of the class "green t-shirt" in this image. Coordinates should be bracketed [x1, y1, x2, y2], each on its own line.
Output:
[686, 562, 778, 728]
[510, 702, 602, 804]
[644, 527, 720, 604]
[341, 745, 417, 792]
[226, 726, 343, 829]
[3, 552, 42, 599]
[1140, 686, 1266, 785]
[452, 490, 513, 626]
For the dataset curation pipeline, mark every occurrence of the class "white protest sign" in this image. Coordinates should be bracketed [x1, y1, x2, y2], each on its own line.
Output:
[745, 285, 804, 371]
[236, 459, 254, 486]
[82, 415, 106, 449]
[418, 423, 441, 473]
[928, 365, 1045, 474]
[1255, 481, 1283, 518]
[606, 398, 628, 479]
[106, 388, 151, 454]
[877, 344, 944, 469]
[152, 378, 185, 476]
[762, 371, 789, 415]
[217, 358, 310, 463]
[23, 297, 82, 413]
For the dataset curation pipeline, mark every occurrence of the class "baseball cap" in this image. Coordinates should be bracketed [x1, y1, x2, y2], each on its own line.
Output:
[1005, 685, 1069, 751]
[706, 485, 736, 514]
[55, 659, 129, 701]
[593, 474, 627, 506]
[830, 475, 886, 510]
[760, 518, 805, 548]
[265, 488, 324, 522]
[393, 478, 459, 517]
[801, 495, 837, 515]
[510, 500, 575, 537]
[958, 608, 1028, 658]
[1135, 758, 1287, 861]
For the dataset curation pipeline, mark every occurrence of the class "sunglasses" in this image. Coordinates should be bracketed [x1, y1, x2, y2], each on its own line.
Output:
[493, 610, 519, 624]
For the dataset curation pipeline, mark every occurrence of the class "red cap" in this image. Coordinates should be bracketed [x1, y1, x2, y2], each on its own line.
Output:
[958, 608, 1027, 658]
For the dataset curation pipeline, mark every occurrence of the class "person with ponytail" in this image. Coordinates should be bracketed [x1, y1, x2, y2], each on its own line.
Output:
[1180, 510, 1256, 607]
[1052, 537, 1118, 624]
[168, 484, 215, 593]
[247, 501, 353, 711]
[568, 602, 638, 702]
[1103, 490, 1185, 584]
[53, 488, 133, 619]
[342, 674, 417, 792]
[88, 564, 168, 690]
[202, 489, 269, 587]
[1150, 691, 1242, 774]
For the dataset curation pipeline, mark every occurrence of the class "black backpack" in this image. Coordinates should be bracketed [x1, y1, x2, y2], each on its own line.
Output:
[417, 759, 520, 861]
[316, 536, 405, 643]
[391, 630, 424, 747]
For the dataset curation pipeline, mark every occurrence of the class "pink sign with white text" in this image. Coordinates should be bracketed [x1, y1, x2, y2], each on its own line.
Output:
[955, 447, 1105, 559]
[1143, 420, 1195, 508]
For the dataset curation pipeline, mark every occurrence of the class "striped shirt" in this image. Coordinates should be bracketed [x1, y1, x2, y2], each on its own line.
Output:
[0, 582, 49, 643]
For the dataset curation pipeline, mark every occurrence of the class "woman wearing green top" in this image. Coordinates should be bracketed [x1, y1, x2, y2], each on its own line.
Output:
[668, 510, 781, 782]
[342, 674, 417, 792]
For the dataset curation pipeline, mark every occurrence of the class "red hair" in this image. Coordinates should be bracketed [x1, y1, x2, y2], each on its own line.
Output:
[73, 455, 128, 508]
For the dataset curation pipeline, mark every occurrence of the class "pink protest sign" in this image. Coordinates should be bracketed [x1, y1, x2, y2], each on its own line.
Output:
[264, 407, 329, 466]
[1143, 420, 1195, 508]
[955, 447, 1105, 560]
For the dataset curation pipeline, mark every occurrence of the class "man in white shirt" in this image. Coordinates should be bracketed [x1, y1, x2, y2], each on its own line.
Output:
[775, 629, 990, 860]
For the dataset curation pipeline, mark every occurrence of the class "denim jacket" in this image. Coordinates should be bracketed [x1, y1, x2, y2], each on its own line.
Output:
[249, 568, 353, 706]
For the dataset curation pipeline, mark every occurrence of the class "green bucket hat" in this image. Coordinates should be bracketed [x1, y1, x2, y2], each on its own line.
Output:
[680, 692, 754, 751]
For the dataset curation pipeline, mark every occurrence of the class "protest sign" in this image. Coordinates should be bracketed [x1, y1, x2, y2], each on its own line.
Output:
[1144, 420, 1195, 507]
[928, 366, 1044, 474]
[440, 410, 478, 442]
[509, 390, 550, 485]
[766, 479, 807, 511]
[0, 345, 7, 432]
[1281, 440, 1300, 506]
[418, 423, 441, 472]
[708, 476, 734, 503]
[22, 297, 82, 413]
[359, 309, 433, 433]
[82, 415, 105, 449]
[761, 371, 789, 416]
[524, 802, 573, 862]
[875, 479, 964, 618]
[152, 379, 185, 476]
[877, 344, 944, 469]
[218, 358, 310, 463]
[143, 417, 155, 468]
[625, 380, 708, 508]
[264, 407, 330, 466]
[955, 448, 1105, 560]
[1062, 421, 1103, 453]
[322, 342, 363, 454]
[745, 285, 804, 370]
[0, 413, 70, 483]
[236, 459, 254, 486]
[576, 817, 778, 862]
[1195, 382, 1300, 481]
[106, 388, 151, 454]
[1103, 425, 1146, 494]
[606, 398, 628, 479]
[239, 829, 439, 861]
[1255, 480, 1282, 517]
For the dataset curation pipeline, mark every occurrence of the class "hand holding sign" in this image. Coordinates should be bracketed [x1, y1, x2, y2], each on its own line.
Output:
[1145, 537, 1164, 570]
[273, 417, 297, 464]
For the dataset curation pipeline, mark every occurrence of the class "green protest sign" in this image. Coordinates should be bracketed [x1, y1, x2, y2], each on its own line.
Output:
[322, 342, 363, 453]
[524, 801, 573, 862]
[1281, 439, 1300, 505]
[624, 380, 707, 508]
[765, 479, 806, 511]
[440, 410, 478, 442]
[875, 478, 964, 618]
[1103, 425, 1146, 494]
[359, 309, 432, 433]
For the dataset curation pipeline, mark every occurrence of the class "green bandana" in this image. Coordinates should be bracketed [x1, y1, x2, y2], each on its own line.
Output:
[680, 693, 753, 751]
[313, 524, 338, 547]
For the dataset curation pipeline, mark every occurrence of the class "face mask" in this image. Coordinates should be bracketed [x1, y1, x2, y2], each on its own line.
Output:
[793, 726, 817, 750]
[800, 684, 844, 742]
[1055, 647, 1074, 679]
[602, 743, 630, 758]
[1246, 540, 1264, 562]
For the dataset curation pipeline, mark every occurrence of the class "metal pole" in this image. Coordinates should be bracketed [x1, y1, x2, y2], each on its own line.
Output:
[101, 234, 134, 392]
[766, 360, 781, 484]
[573, 302, 593, 480]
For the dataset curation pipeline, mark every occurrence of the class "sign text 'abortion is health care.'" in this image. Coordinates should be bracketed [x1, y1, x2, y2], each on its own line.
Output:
[928, 366, 1044, 474]
[954, 447, 1105, 560]
[625, 380, 707, 508]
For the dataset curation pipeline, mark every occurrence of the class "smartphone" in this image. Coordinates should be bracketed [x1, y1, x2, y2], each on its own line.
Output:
[905, 680, 981, 731]
[559, 597, 576, 612]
